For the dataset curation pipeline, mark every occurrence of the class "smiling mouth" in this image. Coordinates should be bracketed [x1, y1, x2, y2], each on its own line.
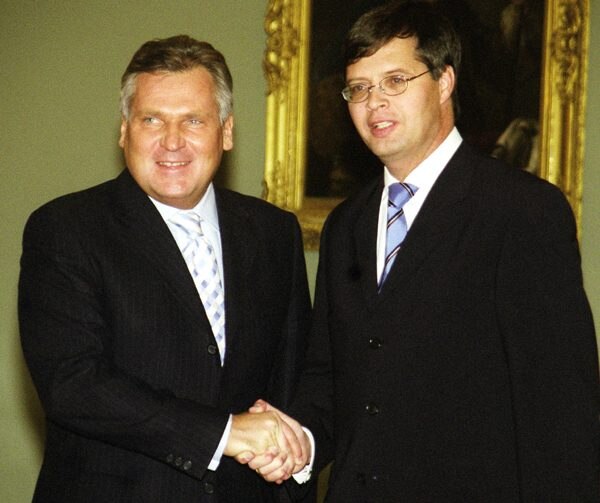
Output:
[157, 161, 189, 167]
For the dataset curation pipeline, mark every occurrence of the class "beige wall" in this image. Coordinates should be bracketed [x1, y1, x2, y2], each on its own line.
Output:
[0, 1, 596, 501]
[0, 1, 268, 500]
[582, 2, 600, 332]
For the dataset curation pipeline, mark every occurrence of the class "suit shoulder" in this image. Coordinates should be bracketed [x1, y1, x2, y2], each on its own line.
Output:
[29, 178, 116, 221]
[464, 144, 556, 194]
[462, 145, 574, 229]
[326, 177, 381, 223]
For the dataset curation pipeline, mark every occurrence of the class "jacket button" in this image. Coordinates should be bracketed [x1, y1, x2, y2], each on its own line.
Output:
[204, 482, 215, 494]
[175, 457, 182, 467]
[368, 337, 382, 349]
[183, 460, 192, 471]
[365, 402, 379, 415]
[207, 344, 218, 355]
[166, 454, 174, 463]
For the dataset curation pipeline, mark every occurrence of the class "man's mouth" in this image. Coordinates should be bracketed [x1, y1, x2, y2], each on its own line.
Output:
[157, 161, 189, 167]
[372, 121, 393, 130]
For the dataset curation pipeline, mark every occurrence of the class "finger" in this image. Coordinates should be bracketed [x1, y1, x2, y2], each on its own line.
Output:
[294, 431, 311, 470]
[247, 450, 281, 471]
[234, 450, 255, 464]
[254, 454, 294, 483]
[257, 402, 303, 443]
[265, 458, 294, 483]
[249, 452, 285, 472]
[272, 409, 308, 466]
[267, 409, 310, 469]
[280, 420, 303, 464]
[277, 409, 303, 438]
[249, 399, 269, 413]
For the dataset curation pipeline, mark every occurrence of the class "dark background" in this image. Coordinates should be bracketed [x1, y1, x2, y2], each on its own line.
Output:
[305, 0, 543, 197]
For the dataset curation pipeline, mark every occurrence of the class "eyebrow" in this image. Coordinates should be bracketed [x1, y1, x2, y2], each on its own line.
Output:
[134, 109, 208, 119]
[346, 67, 413, 83]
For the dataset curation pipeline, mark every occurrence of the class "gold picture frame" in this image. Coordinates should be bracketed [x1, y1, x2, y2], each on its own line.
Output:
[263, 0, 589, 250]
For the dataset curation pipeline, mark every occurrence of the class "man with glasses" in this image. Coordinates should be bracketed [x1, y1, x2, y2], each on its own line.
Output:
[250, 1, 599, 500]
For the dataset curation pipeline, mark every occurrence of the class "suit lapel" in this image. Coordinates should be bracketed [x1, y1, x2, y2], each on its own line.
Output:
[215, 190, 257, 364]
[111, 171, 209, 324]
[376, 143, 475, 299]
[353, 179, 384, 305]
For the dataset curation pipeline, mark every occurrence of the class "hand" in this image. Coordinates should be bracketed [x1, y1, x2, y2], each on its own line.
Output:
[226, 410, 301, 483]
[246, 400, 311, 481]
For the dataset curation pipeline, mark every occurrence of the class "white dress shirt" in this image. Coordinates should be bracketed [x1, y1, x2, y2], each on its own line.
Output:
[376, 127, 463, 282]
[150, 183, 225, 285]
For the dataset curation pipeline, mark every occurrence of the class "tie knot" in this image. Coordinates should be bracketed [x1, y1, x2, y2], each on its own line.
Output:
[388, 182, 418, 209]
[170, 211, 204, 238]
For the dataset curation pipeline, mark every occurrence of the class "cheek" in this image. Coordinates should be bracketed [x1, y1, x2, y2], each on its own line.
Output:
[348, 106, 361, 124]
[348, 108, 368, 135]
[129, 134, 158, 157]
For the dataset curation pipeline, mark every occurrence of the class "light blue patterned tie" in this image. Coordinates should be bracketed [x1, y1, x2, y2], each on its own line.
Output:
[170, 211, 225, 363]
[379, 182, 418, 288]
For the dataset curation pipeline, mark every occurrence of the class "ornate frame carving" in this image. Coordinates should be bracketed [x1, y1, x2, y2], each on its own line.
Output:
[263, 0, 589, 250]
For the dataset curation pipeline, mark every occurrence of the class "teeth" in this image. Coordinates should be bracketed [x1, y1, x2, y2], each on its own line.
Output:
[373, 121, 392, 129]
[158, 161, 187, 167]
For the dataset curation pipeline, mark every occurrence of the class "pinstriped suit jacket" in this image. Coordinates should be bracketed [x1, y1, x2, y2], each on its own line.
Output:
[19, 169, 311, 502]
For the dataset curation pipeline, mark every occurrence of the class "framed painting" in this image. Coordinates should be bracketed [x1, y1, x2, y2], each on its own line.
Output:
[263, 0, 589, 250]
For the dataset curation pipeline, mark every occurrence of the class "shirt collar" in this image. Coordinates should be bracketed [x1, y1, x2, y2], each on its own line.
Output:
[383, 127, 463, 191]
[148, 183, 220, 232]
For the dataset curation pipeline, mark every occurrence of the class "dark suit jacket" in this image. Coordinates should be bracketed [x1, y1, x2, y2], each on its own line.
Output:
[19, 170, 311, 503]
[292, 142, 599, 502]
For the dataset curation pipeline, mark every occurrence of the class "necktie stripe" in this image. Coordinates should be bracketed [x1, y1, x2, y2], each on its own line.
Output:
[387, 209, 404, 228]
[385, 245, 401, 264]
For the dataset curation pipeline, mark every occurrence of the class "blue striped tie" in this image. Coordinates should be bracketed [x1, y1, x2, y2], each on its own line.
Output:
[380, 182, 418, 288]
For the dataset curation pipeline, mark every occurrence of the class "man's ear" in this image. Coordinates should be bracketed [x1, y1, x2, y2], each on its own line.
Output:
[438, 65, 456, 105]
[222, 115, 234, 151]
[118, 117, 127, 148]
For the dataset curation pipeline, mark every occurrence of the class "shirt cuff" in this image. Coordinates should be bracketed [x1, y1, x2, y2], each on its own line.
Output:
[292, 427, 315, 484]
[208, 414, 232, 471]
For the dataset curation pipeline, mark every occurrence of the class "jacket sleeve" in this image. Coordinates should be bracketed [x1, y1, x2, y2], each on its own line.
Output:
[289, 215, 337, 477]
[495, 180, 599, 499]
[265, 215, 312, 411]
[18, 205, 228, 481]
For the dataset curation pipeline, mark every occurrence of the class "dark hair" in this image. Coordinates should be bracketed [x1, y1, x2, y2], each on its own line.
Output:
[120, 35, 233, 123]
[344, 0, 461, 113]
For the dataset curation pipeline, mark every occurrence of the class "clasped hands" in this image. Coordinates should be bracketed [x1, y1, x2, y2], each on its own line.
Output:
[225, 399, 311, 484]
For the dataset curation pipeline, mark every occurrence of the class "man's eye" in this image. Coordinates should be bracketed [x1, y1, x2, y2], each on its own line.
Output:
[390, 76, 406, 85]
[143, 117, 159, 124]
[188, 119, 203, 125]
[350, 84, 367, 93]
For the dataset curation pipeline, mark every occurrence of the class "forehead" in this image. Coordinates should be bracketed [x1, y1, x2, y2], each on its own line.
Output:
[346, 36, 419, 80]
[132, 67, 217, 108]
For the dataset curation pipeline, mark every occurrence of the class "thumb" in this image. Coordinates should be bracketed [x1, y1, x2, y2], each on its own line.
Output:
[234, 451, 255, 464]
[249, 399, 270, 413]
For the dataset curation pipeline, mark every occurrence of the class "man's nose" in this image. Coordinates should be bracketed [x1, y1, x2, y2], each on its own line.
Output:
[161, 124, 186, 150]
[365, 85, 387, 110]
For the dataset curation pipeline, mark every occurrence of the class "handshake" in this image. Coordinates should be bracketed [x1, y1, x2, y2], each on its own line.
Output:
[224, 399, 311, 484]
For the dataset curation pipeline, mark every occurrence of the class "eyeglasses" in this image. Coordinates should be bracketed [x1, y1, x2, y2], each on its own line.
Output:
[341, 70, 431, 103]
